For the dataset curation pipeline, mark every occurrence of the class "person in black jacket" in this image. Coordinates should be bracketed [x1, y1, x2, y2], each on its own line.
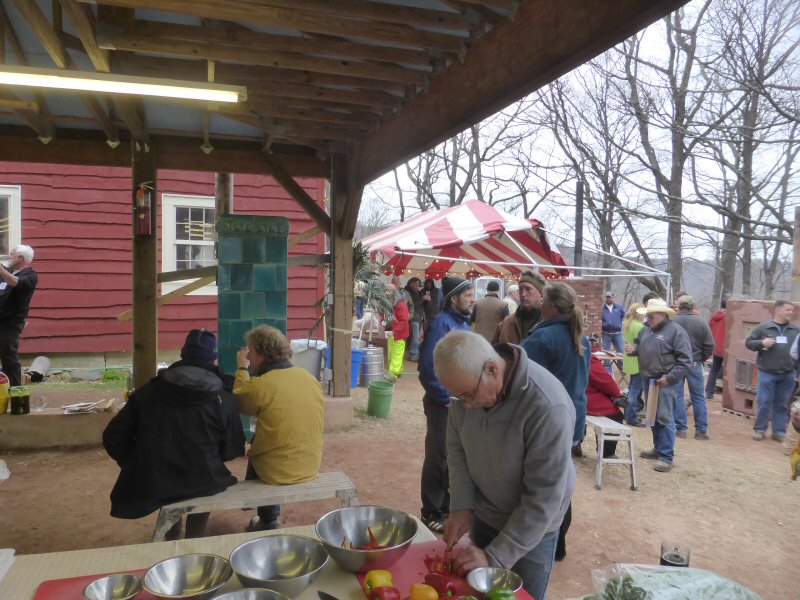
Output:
[103, 329, 245, 539]
[0, 245, 38, 386]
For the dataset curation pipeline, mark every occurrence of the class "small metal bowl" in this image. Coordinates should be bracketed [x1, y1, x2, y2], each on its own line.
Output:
[212, 590, 291, 600]
[315, 505, 418, 574]
[467, 567, 523, 594]
[83, 573, 143, 600]
[143, 553, 232, 599]
[229, 535, 328, 597]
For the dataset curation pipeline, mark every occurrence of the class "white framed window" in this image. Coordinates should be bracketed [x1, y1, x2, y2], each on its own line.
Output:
[0, 185, 22, 259]
[161, 193, 217, 295]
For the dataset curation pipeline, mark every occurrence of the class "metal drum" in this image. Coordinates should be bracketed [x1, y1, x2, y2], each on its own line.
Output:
[360, 346, 385, 387]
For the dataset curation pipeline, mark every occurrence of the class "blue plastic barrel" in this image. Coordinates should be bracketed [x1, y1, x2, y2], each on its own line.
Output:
[325, 346, 365, 389]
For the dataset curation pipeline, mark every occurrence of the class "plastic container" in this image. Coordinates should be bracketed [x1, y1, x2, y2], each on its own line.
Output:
[291, 339, 327, 380]
[0, 371, 9, 414]
[325, 346, 366, 388]
[367, 380, 394, 418]
[10, 386, 29, 415]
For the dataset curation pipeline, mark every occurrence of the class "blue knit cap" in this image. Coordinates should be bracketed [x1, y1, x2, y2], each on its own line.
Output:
[180, 329, 218, 363]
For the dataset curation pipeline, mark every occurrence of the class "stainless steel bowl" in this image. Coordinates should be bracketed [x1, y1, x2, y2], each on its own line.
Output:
[229, 535, 328, 597]
[314, 505, 418, 574]
[143, 554, 233, 599]
[466, 567, 523, 594]
[83, 573, 143, 600]
[212, 590, 290, 600]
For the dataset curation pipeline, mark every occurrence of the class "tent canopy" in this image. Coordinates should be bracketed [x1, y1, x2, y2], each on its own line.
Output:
[362, 200, 569, 279]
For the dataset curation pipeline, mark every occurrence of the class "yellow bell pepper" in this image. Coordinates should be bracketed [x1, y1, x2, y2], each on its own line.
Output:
[410, 583, 439, 600]
[365, 570, 394, 592]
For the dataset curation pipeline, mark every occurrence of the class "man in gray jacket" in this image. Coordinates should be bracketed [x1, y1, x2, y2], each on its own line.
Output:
[672, 295, 715, 440]
[625, 299, 692, 473]
[434, 330, 575, 600]
[746, 300, 799, 442]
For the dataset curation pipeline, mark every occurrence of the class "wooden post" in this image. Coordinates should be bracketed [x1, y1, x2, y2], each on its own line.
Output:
[215, 172, 233, 216]
[793, 206, 800, 302]
[330, 155, 359, 397]
[131, 142, 158, 388]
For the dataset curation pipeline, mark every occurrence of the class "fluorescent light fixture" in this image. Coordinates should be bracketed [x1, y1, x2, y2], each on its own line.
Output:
[0, 65, 246, 103]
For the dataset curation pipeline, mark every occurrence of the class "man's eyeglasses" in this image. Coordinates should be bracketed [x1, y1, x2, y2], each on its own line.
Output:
[450, 363, 486, 405]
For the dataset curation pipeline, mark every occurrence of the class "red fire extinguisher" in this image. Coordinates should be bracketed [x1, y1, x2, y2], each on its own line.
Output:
[135, 182, 152, 236]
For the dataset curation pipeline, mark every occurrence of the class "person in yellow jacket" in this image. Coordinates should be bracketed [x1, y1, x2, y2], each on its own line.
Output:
[235, 325, 324, 531]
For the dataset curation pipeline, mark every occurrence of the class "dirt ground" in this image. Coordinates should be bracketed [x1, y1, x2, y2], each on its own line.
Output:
[1, 364, 797, 600]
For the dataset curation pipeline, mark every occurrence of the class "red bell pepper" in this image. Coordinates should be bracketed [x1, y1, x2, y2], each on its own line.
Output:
[369, 587, 402, 600]
[424, 573, 457, 596]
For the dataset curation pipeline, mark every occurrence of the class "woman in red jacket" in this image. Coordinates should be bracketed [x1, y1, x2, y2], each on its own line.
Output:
[587, 354, 625, 458]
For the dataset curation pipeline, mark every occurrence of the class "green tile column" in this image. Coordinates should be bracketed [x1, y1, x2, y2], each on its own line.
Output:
[217, 215, 289, 373]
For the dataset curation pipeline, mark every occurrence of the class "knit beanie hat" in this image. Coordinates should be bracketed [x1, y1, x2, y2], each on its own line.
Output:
[519, 270, 547, 294]
[442, 276, 473, 304]
[180, 329, 218, 363]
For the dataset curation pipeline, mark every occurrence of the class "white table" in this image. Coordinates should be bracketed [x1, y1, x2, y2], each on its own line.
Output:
[0, 521, 436, 599]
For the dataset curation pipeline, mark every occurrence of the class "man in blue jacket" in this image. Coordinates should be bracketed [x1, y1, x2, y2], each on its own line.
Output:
[601, 291, 625, 374]
[418, 275, 475, 533]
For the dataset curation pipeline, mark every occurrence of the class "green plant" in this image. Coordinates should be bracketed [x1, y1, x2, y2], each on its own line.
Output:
[100, 369, 130, 382]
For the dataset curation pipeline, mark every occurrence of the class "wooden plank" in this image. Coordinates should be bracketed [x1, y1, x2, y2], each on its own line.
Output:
[11, 0, 67, 68]
[355, 0, 689, 186]
[106, 33, 430, 85]
[116, 275, 217, 323]
[218, 102, 377, 129]
[79, 0, 466, 53]
[247, 81, 400, 111]
[101, 19, 439, 66]
[262, 152, 331, 232]
[0, 98, 38, 112]
[157, 265, 217, 284]
[288, 225, 322, 247]
[59, 0, 110, 72]
[131, 141, 158, 387]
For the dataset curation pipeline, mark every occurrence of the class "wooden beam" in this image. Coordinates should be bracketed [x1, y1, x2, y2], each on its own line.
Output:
[248, 82, 400, 110]
[113, 98, 147, 143]
[217, 102, 377, 130]
[355, 0, 689, 186]
[12, 0, 67, 68]
[117, 275, 217, 322]
[0, 99, 38, 112]
[60, 0, 111, 72]
[157, 265, 217, 283]
[131, 141, 158, 387]
[0, 127, 331, 177]
[101, 19, 439, 67]
[262, 152, 331, 231]
[104, 33, 430, 85]
[80, 0, 467, 53]
[288, 225, 322, 247]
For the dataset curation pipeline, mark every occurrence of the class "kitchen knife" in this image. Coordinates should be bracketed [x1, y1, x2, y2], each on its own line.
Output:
[319, 590, 342, 600]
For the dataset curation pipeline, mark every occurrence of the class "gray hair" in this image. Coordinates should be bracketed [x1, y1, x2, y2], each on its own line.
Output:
[506, 284, 519, 293]
[433, 330, 501, 380]
[14, 245, 34, 263]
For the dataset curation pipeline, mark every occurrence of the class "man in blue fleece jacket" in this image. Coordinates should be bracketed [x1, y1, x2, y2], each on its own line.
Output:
[417, 275, 474, 534]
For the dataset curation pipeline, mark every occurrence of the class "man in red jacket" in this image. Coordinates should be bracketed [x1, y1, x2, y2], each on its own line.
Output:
[706, 299, 726, 400]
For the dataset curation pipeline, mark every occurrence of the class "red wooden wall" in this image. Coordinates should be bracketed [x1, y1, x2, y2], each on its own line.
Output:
[0, 163, 326, 355]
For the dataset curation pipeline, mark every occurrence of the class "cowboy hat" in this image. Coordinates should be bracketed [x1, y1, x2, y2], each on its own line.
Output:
[636, 298, 676, 317]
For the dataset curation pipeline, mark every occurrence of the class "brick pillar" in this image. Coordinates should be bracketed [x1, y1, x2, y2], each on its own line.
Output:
[216, 215, 289, 374]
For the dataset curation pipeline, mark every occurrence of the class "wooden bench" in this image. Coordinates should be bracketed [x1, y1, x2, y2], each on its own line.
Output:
[152, 471, 358, 541]
[585, 415, 638, 491]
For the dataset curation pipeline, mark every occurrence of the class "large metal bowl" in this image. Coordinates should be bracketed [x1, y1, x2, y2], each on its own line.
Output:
[229, 535, 328, 597]
[467, 567, 523, 594]
[83, 573, 143, 600]
[143, 554, 233, 599]
[212, 590, 290, 600]
[314, 505, 418, 574]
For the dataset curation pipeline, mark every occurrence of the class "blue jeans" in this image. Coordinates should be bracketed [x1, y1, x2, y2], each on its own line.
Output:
[355, 297, 364, 319]
[705, 356, 723, 399]
[754, 369, 795, 436]
[652, 380, 679, 463]
[602, 332, 624, 373]
[674, 363, 708, 433]
[472, 517, 558, 600]
[409, 321, 422, 360]
[624, 374, 644, 423]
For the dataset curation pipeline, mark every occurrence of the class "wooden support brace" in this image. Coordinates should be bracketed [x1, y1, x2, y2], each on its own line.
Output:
[116, 275, 216, 322]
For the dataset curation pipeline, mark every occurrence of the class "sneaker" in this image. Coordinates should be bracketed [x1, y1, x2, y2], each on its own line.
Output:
[626, 420, 646, 428]
[247, 516, 280, 532]
[694, 432, 710, 440]
[384, 374, 397, 383]
[421, 515, 445, 534]
[571, 444, 583, 458]
[676, 430, 687, 439]
[752, 431, 765, 441]
[653, 460, 673, 472]
[640, 448, 659, 460]
[772, 433, 786, 442]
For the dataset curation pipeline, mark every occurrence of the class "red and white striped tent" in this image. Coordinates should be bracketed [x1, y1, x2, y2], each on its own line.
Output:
[362, 199, 569, 279]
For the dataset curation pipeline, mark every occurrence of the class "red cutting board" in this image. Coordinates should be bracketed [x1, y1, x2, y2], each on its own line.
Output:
[33, 568, 155, 600]
[355, 541, 533, 600]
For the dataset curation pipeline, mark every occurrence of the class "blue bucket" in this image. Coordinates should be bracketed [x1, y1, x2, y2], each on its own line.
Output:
[325, 347, 365, 388]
